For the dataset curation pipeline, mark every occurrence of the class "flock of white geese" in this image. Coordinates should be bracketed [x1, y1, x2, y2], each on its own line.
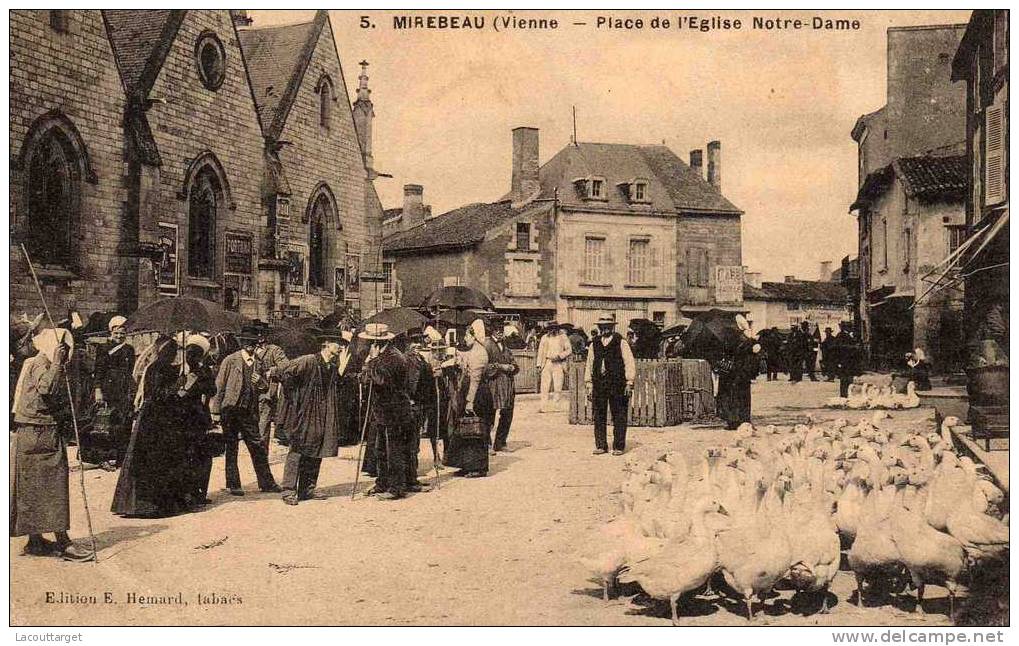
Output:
[579, 414, 1009, 624]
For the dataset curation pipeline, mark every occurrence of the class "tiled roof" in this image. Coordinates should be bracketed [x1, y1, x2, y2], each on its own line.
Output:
[895, 154, 967, 199]
[851, 153, 966, 211]
[103, 10, 185, 96]
[744, 280, 849, 304]
[237, 19, 320, 135]
[530, 142, 742, 214]
[384, 201, 549, 254]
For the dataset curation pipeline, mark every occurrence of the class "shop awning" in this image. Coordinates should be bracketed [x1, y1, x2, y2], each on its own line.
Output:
[914, 208, 1009, 307]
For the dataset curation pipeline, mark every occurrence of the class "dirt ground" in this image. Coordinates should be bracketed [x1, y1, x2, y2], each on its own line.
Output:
[11, 380, 958, 626]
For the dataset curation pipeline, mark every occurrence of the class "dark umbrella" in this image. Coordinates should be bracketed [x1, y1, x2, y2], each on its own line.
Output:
[681, 309, 742, 361]
[265, 325, 322, 358]
[437, 308, 494, 327]
[421, 286, 494, 311]
[125, 297, 251, 334]
[365, 307, 429, 336]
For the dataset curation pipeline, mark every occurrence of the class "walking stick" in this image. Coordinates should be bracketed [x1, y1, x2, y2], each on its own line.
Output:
[431, 380, 442, 485]
[350, 382, 373, 499]
[19, 244, 98, 563]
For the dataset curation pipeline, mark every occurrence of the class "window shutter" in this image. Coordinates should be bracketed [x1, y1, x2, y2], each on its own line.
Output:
[985, 103, 1006, 206]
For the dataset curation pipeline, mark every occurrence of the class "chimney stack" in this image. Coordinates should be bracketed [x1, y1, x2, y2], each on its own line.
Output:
[706, 140, 721, 190]
[784, 275, 797, 283]
[690, 149, 703, 179]
[401, 184, 429, 231]
[352, 61, 375, 177]
[230, 10, 253, 27]
[511, 127, 540, 203]
[819, 261, 833, 281]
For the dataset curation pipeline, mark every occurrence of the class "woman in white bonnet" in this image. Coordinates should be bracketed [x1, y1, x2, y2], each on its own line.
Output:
[444, 318, 493, 478]
[10, 328, 94, 561]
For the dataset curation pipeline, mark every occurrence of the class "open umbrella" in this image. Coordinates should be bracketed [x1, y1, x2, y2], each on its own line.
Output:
[436, 307, 495, 327]
[365, 307, 428, 336]
[265, 325, 321, 358]
[421, 286, 494, 311]
[681, 309, 742, 361]
[125, 297, 250, 334]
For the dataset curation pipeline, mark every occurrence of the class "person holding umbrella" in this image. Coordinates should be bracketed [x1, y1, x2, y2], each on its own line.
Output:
[270, 329, 345, 505]
[585, 314, 636, 456]
[176, 335, 217, 508]
[360, 323, 414, 500]
[210, 325, 281, 496]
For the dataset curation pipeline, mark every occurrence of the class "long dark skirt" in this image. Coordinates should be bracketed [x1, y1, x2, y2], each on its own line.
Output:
[717, 377, 752, 428]
[10, 424, 70, 536]
[111, 402, 188, 517]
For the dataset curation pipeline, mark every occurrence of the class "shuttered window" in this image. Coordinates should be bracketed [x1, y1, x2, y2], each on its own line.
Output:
[584, 236, 606, 283]
[985, 102, 1006, 206]
[509, 258, 538, 295]
[686, 247, 709, 287]
[628, 238, 649, 285]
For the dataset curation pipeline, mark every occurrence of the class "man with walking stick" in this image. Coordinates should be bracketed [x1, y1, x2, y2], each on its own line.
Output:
[269, 329, 345, 506]
[10, 327, 94, 561]
[359, 323, 413, 501]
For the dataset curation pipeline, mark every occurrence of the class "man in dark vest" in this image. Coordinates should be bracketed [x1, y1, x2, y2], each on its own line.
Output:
[584, 314, 636, 456]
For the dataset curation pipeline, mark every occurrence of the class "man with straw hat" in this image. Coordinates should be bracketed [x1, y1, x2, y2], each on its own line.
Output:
[359, 323, 413, 500]
[269, 328, 345, 505]
[10, 327, 94, 561]
[584, 313, 636, 456]
[210, 324, 281, 496]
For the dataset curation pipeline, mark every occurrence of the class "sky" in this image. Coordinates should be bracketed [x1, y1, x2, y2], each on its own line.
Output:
[250, 9, 972, 282]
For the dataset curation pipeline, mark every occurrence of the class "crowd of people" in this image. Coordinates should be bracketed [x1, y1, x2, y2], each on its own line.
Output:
[9, 311, 532, 561]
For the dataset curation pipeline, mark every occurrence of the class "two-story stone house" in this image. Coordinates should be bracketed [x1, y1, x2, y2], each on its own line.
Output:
[383, 127, 744, 333]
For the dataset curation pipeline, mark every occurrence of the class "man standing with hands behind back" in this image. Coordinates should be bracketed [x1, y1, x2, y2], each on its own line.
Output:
[585, 314, 636, 456]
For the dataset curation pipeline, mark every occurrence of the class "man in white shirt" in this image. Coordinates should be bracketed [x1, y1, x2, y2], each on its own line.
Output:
[536, 322, 572, 412]
[584, 314, 636, 455]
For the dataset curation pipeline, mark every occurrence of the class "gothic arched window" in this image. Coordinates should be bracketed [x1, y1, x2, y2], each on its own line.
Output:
[188, 167, 220, 279]
[308, 193, 331, 289]
[319, 76, 333, 127]
[25, 131, 78, 266]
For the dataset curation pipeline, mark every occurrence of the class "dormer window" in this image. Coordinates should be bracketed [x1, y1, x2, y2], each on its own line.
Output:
[633, 180, 648, 202]
[590, 178, 604, 199]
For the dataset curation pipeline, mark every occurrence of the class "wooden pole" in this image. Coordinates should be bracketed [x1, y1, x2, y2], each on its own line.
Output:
[19, 244, 98, 563]
[350, 382, 373, 499]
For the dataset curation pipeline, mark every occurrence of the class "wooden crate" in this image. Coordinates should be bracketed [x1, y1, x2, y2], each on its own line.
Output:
[568, 359, 713, 427]
[512, 350, 538, 393]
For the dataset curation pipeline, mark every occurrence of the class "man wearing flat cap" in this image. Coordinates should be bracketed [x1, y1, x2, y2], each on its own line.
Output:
[210, 324, 281, 496]
[270, 329, 346, 505]
[584, 313, 636, 456]
[91, 314, 135, 467]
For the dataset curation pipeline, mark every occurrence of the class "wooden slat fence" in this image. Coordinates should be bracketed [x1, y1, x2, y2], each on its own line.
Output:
[567, 358, 715, 427]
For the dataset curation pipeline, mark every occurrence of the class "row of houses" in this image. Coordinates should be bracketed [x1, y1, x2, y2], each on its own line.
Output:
[381, 129, 746, 332]
[10, 9, 385, 321]
[850, 12, 1009, 374]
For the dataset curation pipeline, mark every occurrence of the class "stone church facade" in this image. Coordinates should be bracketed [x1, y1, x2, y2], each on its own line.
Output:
[9, 9, 383, 321]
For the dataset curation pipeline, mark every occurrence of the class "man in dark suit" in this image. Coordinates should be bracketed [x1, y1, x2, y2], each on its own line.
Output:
[211, 325, 281, 496]
[834, 321, 863, 398]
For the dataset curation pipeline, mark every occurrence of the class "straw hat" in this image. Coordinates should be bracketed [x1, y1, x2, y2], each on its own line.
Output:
[596, 313, 617, 327]
[358, 323, 396, 341]
[185, 334, 211, 354]
[108, 315, 127, 331]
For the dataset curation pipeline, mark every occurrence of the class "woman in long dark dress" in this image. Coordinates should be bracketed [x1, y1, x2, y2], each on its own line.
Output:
[176, 336, 217, 507]
[111, 337, 188, 517]
[717, 317, 761, 430]
[444, 320, 492, 478]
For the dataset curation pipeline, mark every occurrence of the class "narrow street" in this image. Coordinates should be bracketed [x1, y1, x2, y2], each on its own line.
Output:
[11, 380, 952, 627]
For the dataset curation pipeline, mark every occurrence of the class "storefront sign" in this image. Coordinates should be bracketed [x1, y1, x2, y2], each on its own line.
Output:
[157, 222, 179, 296]
[286, 246, 306, 293]
[345, 253, 360, 297]
[715, 265, 744, 303]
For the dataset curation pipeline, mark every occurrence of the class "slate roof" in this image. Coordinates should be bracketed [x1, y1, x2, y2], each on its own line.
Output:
[384, 201, 550, 254]
[743, 280, 849, 304]
[851, 153, 966, 211]
[530, 142, 742, 214]
[103, 10, 186, 97]
[237, 19, 320, 136]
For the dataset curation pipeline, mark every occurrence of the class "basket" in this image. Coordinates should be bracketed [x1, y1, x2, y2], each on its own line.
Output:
[455, 414, 487, 439]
